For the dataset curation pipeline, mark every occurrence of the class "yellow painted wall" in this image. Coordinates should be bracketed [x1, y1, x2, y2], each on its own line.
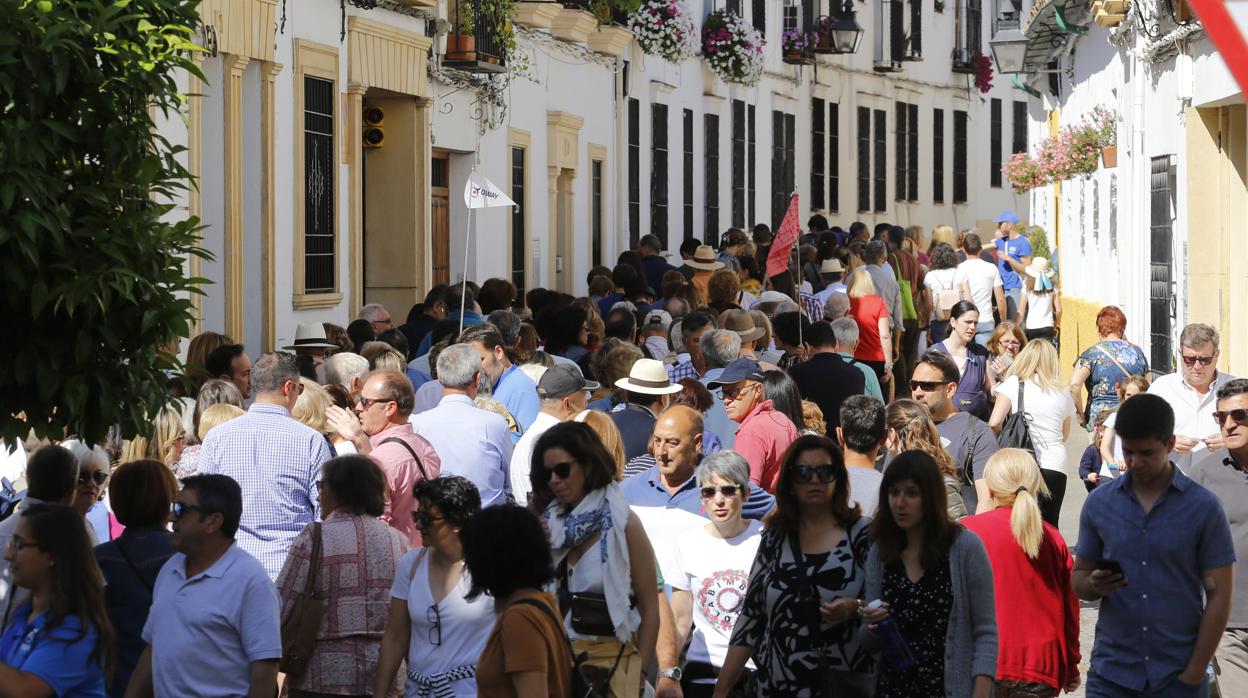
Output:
[1059, 295, 1102, 393]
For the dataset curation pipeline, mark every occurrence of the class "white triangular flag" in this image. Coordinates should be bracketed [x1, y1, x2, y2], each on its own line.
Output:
[463, 171, 516, 209]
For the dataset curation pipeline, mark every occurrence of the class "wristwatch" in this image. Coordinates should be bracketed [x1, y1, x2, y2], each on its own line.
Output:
[658, 667, 683, 681]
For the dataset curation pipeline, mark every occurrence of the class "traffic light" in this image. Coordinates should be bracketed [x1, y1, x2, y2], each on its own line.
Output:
[363, 105, 384, 149]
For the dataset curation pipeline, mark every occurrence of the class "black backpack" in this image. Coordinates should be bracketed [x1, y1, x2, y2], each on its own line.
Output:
[997, 379, 1037, 460]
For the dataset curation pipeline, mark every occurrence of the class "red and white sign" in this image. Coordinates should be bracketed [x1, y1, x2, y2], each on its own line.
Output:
[1188, 0, 1248, 99]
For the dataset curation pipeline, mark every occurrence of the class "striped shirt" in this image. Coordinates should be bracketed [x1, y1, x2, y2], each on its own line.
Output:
[198, 403, 330, 580]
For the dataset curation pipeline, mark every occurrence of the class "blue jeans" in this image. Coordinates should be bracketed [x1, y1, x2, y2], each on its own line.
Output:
[974, 321, 995, 347]
[1085, 671, 1209, 698]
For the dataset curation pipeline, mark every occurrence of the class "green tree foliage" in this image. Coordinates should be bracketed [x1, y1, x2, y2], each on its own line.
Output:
[0, 0, 207, 443]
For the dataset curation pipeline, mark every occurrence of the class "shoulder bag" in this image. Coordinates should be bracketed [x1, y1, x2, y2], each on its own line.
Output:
[279, 521, 325, 679]
[890, 254, 918, 322]
[997, 379, 1037, 462]
[514, 597, 617, 698]
[789, 530, 872, 698]
[558, 557, 616, 638]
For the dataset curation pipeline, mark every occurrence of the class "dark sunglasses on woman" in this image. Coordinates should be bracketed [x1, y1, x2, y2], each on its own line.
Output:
[699, 485, 742, 499]
[790, 464, 835, 484]
[540, 461, 574, 481]
[78, 470, 107, 486]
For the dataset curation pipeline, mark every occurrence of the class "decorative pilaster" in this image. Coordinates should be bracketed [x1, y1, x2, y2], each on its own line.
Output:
[346, 84, 368, 319]
[222, 54, 250, 343]
[261, 62, 282, 352]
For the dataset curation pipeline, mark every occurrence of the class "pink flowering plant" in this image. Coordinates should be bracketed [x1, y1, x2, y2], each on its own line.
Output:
[972, 51, 993, 93]
[701, 8, 764, 85]
[1002, 152, 1048, 193]
[1085, 104, 1118, 148]
[628, 0, 699, 64]
[781, 27, 816, 54]
[1034, 126, 1100, 182]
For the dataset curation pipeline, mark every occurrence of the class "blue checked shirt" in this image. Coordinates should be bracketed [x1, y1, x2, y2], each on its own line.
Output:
[197, 403, 329, 580]
[666, 357, 700, 383]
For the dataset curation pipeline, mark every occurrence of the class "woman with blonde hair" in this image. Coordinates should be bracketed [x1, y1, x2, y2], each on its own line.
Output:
[574, 409, 628, 480]
[962, 449, 1080, 697]
[846, 269, 893, 387]
[176, 404, 245, 479]
[988, 339, 1076, 526]
[120, 406, 186, 469]
[884, 399, 967, 519]
[928, 224, 957, 256]
[292, 378, 332, 436]
[359, 342, 406, 373]
[905, 225, 930, 265]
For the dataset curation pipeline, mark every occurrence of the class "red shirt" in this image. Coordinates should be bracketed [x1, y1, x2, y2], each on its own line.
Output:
[733, 399, 799, 493]
[849, 294, 890, 362]
[961, 507, 1080, 690]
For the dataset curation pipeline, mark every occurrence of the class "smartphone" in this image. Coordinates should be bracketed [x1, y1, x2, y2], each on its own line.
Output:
[1096, 559, 1124, 576]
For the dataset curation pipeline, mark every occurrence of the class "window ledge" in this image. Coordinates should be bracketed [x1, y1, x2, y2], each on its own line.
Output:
[293, 292, 344, 309]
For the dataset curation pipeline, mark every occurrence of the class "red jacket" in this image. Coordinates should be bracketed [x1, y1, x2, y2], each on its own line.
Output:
[962, 507, 1080, 689]
[733, 399, 798, 493]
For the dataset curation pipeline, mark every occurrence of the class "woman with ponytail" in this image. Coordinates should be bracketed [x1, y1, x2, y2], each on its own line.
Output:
[962, 449, 1080, 697]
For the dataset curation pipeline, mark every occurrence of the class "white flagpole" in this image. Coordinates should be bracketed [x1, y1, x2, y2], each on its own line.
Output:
[459, 208, 474, 336]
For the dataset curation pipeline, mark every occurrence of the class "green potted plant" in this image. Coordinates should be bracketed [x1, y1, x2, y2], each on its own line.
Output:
[448, 0, 477, 60]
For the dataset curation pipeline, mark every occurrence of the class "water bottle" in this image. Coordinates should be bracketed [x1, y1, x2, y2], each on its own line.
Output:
[868, 599, 918, 672]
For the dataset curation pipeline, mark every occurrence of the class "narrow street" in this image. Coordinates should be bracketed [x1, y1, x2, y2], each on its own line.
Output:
[1056, 426, 1095, 698]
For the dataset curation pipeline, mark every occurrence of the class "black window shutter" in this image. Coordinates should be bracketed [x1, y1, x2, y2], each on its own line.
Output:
[683, 108, 694, 241]
[895, 103, 907, 201]
[933, 108, 944, 204]
[748, 105, 757, 226]
[829, 103, 839, 213]
[908, 103, 919, 201]
[732, 100, 746, 228]
[811, 100, 825, 210]
[857, 106, 871, 213]
[705, 114, 720, 239]
[990, 98, 1002, 188]
[651, 103, 669, 247]
[752, 0, 766, 36]
[628, 98, 640, 247]
[303, 75, 336, 294]
[1012, 101, 1028, 154]
[873, 108, 887, 212]
[771, 110, 785, 229]
[953, 110, 968, 204]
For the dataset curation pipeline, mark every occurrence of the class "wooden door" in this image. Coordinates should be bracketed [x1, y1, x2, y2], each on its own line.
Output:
[431, 150, 450, 285]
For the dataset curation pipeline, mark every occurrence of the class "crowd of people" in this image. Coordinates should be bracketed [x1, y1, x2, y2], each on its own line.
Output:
[0, 214, 1243, 698]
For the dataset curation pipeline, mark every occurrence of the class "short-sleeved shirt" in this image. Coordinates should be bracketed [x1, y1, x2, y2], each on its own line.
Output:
[1075, 340, 1148, 426]
[849, 295, 890, 362]
[1147, 370, 1238, 472]
[957, 258, 1004, 321]
[0, 606, 106, 697]
[991, 376, 1076, 473]
[935, 412, 998, 514]
[494, 364, 540, 440]
[997, 235, 1032, 290]
[142, 545, 283, 698]
[1186, 449, 1248, 628]
[1075, 466, 1236, 691]
[475, 591, 573, 698]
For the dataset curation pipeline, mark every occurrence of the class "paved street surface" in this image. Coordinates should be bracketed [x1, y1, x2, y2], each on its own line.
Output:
[1056, 427, 1095, 698]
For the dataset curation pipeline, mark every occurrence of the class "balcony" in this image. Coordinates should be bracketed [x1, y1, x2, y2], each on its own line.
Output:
[781, 0, 817, 65]
[444, 0, 508, 73]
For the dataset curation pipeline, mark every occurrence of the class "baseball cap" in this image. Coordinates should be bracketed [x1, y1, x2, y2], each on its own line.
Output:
[537, 365, 600, 399]
[993, 212, 1019, 225]
[643, 309, 672, 329]
[705, 358, 766, 388]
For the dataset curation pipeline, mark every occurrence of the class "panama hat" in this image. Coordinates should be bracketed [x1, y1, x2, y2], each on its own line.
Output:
[614, 358, 683, 395]
[282, 322, 338, 350]
[1024, 257, 1056, 279]
[820, 258, 845, 274]
[686, 245, 725, 271]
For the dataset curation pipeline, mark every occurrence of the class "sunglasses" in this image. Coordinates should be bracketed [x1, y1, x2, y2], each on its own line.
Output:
[357, 396, 394, 410]
[541, 461, 575, 480]
[1182, 354, 1216, 367]
[909, 380, 949, 392]
[790, 464, 836, 484]
[718, 383, 755, 401]
[700, 485, 742, 499]
[426, 604, 443, 646]
[171, 501, 205, 519]
[1214, 409, 1248, 426]
[78, 470, 107, 486]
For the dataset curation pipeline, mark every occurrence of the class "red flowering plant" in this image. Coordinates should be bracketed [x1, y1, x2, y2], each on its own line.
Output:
[972, 51, 993, 93]
[701, 8, 764, 85]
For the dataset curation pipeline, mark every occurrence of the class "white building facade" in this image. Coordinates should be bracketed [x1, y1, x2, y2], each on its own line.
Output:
[1011, 0, 1247, 375]
[171, 0, 1027, 360]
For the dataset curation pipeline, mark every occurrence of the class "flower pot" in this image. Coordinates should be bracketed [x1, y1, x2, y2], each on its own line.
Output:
[1101, 145, 1117, 168]
[446, 34, 476, 61]
[783, 50, 814, 65]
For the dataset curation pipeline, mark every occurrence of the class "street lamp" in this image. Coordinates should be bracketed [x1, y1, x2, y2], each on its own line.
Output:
[989, 2, 1030, 74]
[829, 0, 864, 55]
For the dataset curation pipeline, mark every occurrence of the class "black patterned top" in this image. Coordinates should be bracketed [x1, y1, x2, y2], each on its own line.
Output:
[729, 517, 874, 695]
[878, 559, 953, 698]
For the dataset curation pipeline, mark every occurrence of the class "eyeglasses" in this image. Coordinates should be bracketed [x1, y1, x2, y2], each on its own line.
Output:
[426, 604, 443, 646]
[541, 461, 575, 481]
[77, 470, 107, 486]
[1214, 408, 1248, 426]
[790, 464, 836, 484]
[285, 379, 306, 395]
[410, 509, 445, 529]
[909, 380, 949, 393]
[1182, 354, 1217, 367]
[171, 501, 205, 519]
[356, 396, 394, 410]
[718, 383, 755, 401]
[699, 485, 742, 499]
[5, 536, 39, 553]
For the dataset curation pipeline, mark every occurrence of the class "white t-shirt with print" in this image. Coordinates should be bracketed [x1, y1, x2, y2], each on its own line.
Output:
[669, 520, 763, 678]
[992, 376, 1076, 472]
[957, 258, 1003, 321]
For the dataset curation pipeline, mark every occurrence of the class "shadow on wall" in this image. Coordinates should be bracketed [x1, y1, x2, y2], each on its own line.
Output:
[1058, 295, 1103, 386]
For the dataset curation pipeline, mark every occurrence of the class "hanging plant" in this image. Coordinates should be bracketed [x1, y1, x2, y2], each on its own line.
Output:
[1002, 152, 1048, 193]
[701, 8, 764, 86]
[1035, 126, 1100, 182]
[971, 50, 993, 93]
[628, 0, 699, 64]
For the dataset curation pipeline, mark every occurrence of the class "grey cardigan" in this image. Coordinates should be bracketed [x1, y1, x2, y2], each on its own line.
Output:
[862, 528, 998, 698]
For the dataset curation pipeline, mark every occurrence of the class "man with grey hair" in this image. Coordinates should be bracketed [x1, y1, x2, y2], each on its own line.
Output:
[829, 318, 883, 401]
[823, 291, 850, 321]
[408, 343, 514, 506]
[1148, 322, 1238, 471]
[359, 302, 393, 335]
[324, 352, 370, 396]
[198, 352, 331, 580]
[699, 329, 742, 448]
[326, 371, 441, 546]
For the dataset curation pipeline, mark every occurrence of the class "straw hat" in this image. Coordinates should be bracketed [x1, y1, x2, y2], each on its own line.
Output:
[686, 245, 725, 271]
[282, 323, 338, 350]
[614, 358, 683, 395]
[820, 258, 845, 274]
[1024, 257, 1055, 279]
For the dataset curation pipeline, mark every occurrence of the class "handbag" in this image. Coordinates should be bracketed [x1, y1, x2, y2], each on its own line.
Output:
[997, 378, 1038, 462]
[279, 522, 325, 678]
[514, 597, 623, 698]
[558, 557, 617, 637]
[891, 254, 918, 322]
[789, 531, 871, 698]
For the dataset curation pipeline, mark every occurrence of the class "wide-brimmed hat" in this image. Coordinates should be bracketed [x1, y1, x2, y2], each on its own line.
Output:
[614, 358, 683, 395]
[686, 245, 725, 271]
[820, 258, 845, 274]
[1024, 257, 1055, 279]
[282, 323, 338, 350]
[721, 309, 764, 342]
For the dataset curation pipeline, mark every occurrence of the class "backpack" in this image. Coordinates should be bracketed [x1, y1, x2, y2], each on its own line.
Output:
[997, 379, 1037, 461]
[933, 272, 963, 322]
